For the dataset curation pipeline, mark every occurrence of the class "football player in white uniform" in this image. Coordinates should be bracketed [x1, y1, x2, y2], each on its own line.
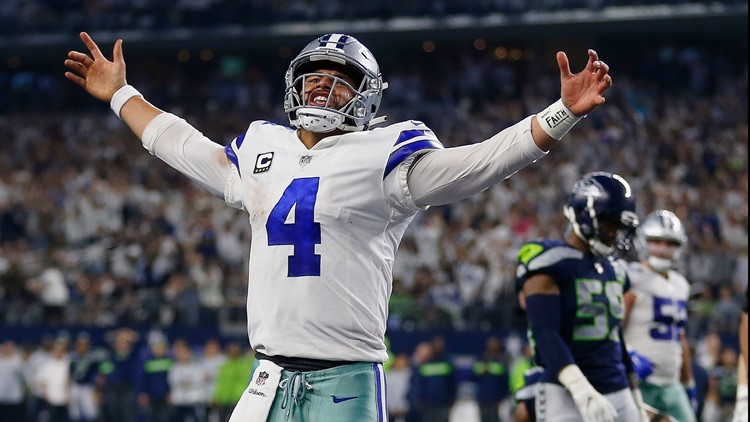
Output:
[623, 210, 697, 422]
[64, 31, 613, 421]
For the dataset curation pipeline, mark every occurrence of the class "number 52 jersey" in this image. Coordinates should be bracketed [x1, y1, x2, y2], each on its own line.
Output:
[622, 261, 690, 385]
[223, 119, 441, 363]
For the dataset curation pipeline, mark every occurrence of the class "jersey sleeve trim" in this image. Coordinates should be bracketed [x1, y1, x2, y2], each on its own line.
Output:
[383, 129, 443, 179]
[224, 131, 247, 177]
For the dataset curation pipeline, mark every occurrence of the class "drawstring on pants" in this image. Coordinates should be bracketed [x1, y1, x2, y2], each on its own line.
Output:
[279, 372, 313, 420]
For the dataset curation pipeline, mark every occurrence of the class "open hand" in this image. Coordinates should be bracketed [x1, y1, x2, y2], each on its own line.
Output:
[556, 49, 612, 117]
[64, 32, 127, 103]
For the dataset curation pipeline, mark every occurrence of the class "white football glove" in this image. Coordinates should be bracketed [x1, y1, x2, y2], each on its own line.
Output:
[559, 365, 619, 422]
[733, 384, 748, 422]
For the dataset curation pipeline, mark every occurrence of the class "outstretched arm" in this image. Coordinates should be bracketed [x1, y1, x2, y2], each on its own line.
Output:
[64, 32, 160, 139]
[64, 32, 232, 198]
[406, 49, 612, 206]
[531, 49, 612, 151]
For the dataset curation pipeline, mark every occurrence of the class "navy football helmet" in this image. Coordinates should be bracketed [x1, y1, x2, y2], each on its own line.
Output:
[284, 33, 388, 133]
[563, 172, 639, 258]
[635, 209, 687, 273]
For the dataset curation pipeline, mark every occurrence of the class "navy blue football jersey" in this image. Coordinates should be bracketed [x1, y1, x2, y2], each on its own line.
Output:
[517, 239, 630, 394]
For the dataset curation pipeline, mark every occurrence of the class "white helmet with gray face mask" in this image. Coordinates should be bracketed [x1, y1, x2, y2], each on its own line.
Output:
[284, 33, 388, 133]
[635, 209, 688, 273]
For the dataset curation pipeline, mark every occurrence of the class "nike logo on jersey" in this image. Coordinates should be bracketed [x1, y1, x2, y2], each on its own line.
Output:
[331, 395, 358, 403]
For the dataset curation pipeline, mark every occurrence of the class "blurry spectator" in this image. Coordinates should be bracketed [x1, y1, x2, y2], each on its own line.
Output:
[696, 331, 723, 371]
[386, 353, 412, 422]
[26, 250, 70, 325]
[162, 272, 201, 327]
[35, 339, 71, 422]
[0, 340, 25, 421]
[69, 332, 102, 422]
[471, 336, 510, 422]
[691, 357, 710, 421]
[99, 328, 140, 422]
[406, 341, 432, 422]
[168, 339, 205, 422]
[713, 284, 743, 335]
[200, 338, 225, 422]
[705, 347, 740, 421]
[24, 334, 54, 421]
[136, 336, 173, 422]
[409, 336, 457, 422]
[211, 341, 254, 422]
[688, 286, 716, 338]
[186, 251, 225, 326]
[509, 343, 535, 401]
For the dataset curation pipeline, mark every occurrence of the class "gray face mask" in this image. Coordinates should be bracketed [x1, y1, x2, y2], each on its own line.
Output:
[647, 256, 673, 274]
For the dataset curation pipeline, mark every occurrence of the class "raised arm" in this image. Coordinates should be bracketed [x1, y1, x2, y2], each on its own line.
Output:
[64, 32, 232, 198]
[64, 32, 160, 139]
[407, 49, 612, 207]
[530, 48, 611, 151]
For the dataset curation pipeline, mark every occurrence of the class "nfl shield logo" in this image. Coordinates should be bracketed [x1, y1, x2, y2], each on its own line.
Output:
[299, 155, 313, 167]
[256, 371, 269, 386]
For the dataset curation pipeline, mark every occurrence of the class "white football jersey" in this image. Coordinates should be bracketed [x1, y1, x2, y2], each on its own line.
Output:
[224, 120, 442, 363]
[624, 261, 691, 385]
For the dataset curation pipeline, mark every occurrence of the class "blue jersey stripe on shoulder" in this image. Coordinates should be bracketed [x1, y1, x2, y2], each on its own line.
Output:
[224, 144, 240, 176]
[395, 129, 436, 146]
[235, 132, 247, 148]
[383, 139, 441, 179]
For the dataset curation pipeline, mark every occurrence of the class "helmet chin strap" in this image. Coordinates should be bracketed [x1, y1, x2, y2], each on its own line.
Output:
[647, 256, 672, 274]
[297, 108, 344, 133]
[296, 108, 389, 133]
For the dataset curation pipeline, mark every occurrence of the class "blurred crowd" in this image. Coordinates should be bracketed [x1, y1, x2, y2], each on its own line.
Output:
[0, 328, 742, 421]
[0, 328, 256, 422]
[1, 0, 745, 35]
[0, 31, 747, 422]
[1, 39, 746, 337]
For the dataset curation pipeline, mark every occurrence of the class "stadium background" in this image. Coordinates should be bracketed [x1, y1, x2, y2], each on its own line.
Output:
[0, 1, 747, 421]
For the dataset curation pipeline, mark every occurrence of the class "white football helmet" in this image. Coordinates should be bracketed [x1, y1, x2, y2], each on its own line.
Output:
[284, 33, 388, 133]
[635, 209, 688, 273]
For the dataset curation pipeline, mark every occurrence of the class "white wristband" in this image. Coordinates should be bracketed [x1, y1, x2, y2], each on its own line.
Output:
[110, 84, 143, 119]
[558, 364, 588, 390]
[537, 99, 583, 141]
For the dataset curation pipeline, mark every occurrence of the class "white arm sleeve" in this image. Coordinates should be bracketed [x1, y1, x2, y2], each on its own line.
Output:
[141, 113, 232, 199]
[407, 115, 546, 206]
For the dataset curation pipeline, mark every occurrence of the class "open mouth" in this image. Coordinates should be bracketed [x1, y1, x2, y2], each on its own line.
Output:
[308, 93, 331, 107]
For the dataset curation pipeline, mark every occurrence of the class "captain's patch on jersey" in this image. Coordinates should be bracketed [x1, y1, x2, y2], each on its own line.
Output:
[254, 152, 274, 174]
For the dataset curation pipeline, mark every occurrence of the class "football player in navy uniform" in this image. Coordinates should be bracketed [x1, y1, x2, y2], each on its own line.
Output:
[65, 30, 613, 421]
[517, 172, 647, 422]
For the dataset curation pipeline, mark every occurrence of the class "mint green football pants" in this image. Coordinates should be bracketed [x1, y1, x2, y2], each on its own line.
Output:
[259, 362, 387, 422]
[640, 381, 696, 422]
